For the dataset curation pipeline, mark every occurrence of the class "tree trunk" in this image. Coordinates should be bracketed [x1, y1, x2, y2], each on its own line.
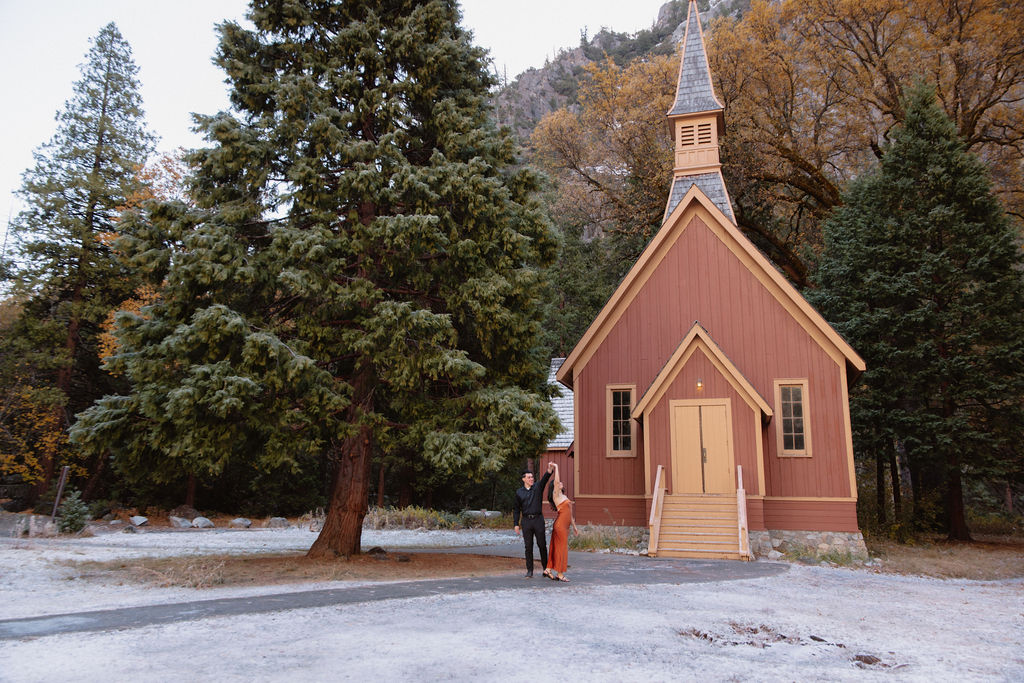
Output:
[946, 463, 972, 541]
[1004, 481, 1014, 514]
[185, 474, 197, 508]
[888, 447, 903, 520]
[81, 452, 107, 500]
[376, 463, 386, 507]
[307, 366, 374, 559]
[876, 448, 887, 526]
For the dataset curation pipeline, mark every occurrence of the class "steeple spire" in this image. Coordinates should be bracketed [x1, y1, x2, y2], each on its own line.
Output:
[664, 0, 734, 223]
[668, 0, 724, 117]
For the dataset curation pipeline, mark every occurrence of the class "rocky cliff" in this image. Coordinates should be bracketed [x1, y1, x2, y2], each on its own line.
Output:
[491, 0, 748, 143]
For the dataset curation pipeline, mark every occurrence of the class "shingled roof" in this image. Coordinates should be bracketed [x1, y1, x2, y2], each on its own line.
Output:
[546, 358, 574, 449]
[666, 171, 735, 223]
[666, 0, 724, 117]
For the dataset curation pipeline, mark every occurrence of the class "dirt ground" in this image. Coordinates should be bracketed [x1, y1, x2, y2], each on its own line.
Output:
[62, 532, 1024, 590]
[865, 533, 1024, 580]
[70, 550, 524, 589]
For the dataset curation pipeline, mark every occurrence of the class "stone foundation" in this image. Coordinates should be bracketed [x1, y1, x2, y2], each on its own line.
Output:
[749, 529, 869, 562]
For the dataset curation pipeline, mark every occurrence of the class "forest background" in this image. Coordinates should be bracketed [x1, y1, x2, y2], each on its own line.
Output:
[1, 0, 1021, 545]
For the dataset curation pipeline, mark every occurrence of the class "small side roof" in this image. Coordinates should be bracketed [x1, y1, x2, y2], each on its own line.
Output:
[547, 358, 574, 449]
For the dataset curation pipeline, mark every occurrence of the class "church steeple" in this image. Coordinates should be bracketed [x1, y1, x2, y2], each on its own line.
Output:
[664, 0, 734, 223]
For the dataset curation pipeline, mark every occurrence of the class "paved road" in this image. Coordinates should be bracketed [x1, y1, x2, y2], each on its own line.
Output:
[0, 544, 787, 641]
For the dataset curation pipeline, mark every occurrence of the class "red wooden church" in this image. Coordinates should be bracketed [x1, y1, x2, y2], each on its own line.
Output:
[554, 0, 868, 560]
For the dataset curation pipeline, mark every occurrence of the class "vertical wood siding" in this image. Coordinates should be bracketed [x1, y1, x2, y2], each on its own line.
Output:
[574, 497, 648, 527]
[539, 448, 575, 520]
[762, 499, 860, 532]
[576, 214, 852, 501]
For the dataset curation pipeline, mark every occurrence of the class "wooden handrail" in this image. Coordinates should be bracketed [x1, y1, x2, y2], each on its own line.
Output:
[649, 465, 666, 555]
[736, 465, 751, 560]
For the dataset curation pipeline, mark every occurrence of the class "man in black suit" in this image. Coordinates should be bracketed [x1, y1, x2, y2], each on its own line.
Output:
[513, 462, 554, 578]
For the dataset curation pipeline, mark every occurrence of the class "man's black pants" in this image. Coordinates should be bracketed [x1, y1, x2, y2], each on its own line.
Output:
[521, 514, 547, 574]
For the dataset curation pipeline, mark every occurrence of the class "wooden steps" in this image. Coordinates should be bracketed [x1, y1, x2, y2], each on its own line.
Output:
[652, 493, 745, 560]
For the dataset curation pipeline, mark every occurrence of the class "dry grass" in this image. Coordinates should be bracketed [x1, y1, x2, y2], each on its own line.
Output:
[570, 524, 648, 552]
[67, 551, 522, 589]
[865, 534, 1024, 580]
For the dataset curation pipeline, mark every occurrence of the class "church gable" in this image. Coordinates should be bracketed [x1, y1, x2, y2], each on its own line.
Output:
[558, 187, 863, 393]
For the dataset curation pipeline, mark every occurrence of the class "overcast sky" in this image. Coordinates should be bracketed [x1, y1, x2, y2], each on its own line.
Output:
[0, 0, 671, 244]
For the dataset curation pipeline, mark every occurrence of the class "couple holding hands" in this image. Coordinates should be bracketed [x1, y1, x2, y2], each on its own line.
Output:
[512, 462, 580, 582]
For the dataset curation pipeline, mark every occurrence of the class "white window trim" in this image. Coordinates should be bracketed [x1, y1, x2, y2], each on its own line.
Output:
[606, 384, 637, 458]
[774, 378, 812, 458]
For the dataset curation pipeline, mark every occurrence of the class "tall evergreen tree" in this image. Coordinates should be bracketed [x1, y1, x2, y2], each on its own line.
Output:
[73, 0, 559, 556]
[810, 82, 1024, 540]
[2, 23, 155, 497]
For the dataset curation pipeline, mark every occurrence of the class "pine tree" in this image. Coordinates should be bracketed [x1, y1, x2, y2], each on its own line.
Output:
[73, 0, 559, 556]
[2, 23, 155, 497]
[811, 82, 1024, 540]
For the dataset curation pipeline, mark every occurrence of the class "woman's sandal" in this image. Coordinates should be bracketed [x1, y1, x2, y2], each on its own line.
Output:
[556, 575, 570, 582]
[542, 570, 554, 579]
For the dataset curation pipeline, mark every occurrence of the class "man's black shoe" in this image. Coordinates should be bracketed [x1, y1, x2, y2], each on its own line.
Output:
[524, 572, 533, 578]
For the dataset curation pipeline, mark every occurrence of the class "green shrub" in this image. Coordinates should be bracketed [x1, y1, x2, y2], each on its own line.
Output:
[967, 511, 1022, 536]
[57, 490, 90, 534]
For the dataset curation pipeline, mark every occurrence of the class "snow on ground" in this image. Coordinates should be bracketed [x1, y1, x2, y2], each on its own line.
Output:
[1, 527, 1022, 681]
[0, 526, 514, 619]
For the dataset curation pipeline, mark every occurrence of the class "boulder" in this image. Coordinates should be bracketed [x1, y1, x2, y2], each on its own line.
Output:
[129, 515, 148, 526]
[3, 513, 56, 538]
[265, 517, 290, 528]
[169, 504, 200, 520]
[168, 516, 192, 529]
[191, 516, 214, 528]
[229, 517, 252, 528]
[462, 509, 502, 520]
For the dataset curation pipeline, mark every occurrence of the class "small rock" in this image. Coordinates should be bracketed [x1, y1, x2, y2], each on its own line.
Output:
[129, 515, 148, 526]
[366, 546, 386, 555]
[395, 554, 411, 562]
[122, 525, 138, 533]
[767, 550, 783, 560]
[191, 516, 214, 528]
[109, 519, 123, 525]
[229, 517, 252, 528]
[168, 516, 192, 529]
[853, 654, 881, 666]
[265, 517, 290, 528]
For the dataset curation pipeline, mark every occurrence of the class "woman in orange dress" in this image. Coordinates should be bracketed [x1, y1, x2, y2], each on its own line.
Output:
[543, 463, 579, 582]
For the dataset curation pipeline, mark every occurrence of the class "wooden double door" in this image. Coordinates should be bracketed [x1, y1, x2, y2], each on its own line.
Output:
[669, 399, 734, 494]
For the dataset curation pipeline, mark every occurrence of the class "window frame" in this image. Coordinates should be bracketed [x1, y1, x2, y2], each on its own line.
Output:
[606, 384, 637, 458]
[774, 378, 812, 458]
